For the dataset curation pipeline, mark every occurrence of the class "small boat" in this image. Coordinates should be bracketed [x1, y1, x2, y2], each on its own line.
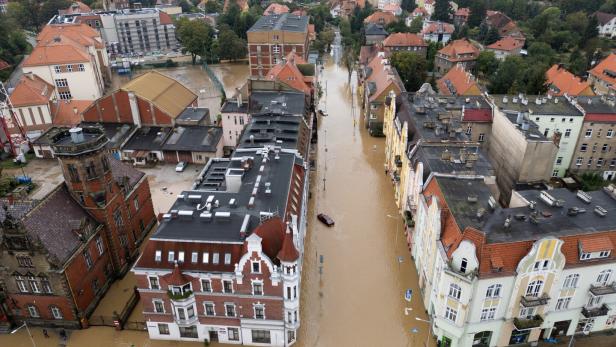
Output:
[317, 213, 335, 226]
[405, 289, 413, 302]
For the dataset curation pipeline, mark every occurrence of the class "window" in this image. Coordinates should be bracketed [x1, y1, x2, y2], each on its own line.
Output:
[607, 129, 614, 138]
[179, 326, 197, 338]
[113, 208, 123, 227]
[27, 305, 40, 318]
[77, 64, 85, 71]
[485, 284, 502, 298]
[611, 159, 616, 167]
[580, 143, 588, 152]
[178, 251, 185, 263]
[59, 91, 72, 100]
[187, 305, 195, 318]
[253, 282, 263, 295]
[228, 327, 239, 341]
[564, 129, 571, 138]
[84, 250, 93, 269]
[40, 277, 52, 294]
[224, 253, 231, 265]
[54, 65, 61, 73]
[16, 276, 28, 292]
[478, 133, 485, 142]
[480, 307, 496, 321]
[520, 307, 535, 319]
[460, 258, 468, 273]
[585, 129, 593, 137]
[555, 157, 563, 165]
[223, 280, 233, 293]
[149, 276, 159, 290]
[213, 253, 219, 264]
[544, 128, 550, 137]
[448, 283, 461, 300]
[563, 274, 579, 289]
[168, 251, 176, 262]
[272, 45, 281, 54]
[533, 260, 551, 271]
[599, 250, 611, 258]
[552, 169, 559, 177]
[576, 157, 583, 166]
[581, 252, 591, 260]
[597, 269, 612, 285]
[155, 250, 162, 262]
[204, 302, 215, 316]
[202, 252, 209, 263]
[598, 158, 605, 166]
[28, 277, 40, 293]
[588, 295, 602, 307]
[602, 144, 609, 152]
[550, 118, 555, 122]
[444, 306, 457, 322]
[252, 330, 270, 343]
[466, 125, 472, 135]
[556, 297, 572, 310]
[252, 261, 261, 273]
[55, 78, 68, 87]
[598, 129, 603, 137]
[96, 236, 104, 255]
[133, 197, 139, 211]
[225, 304, 236, 317]
[67, 64, 73, 72]
[201, 279, 212, 292]
[526, 280, 543, 297]
[67, 164, 80, 182]
[154, 300, 164, 313]
[254, 305, 265, 319]
[16, 256, 33, 267]
[158, 323, 170, 335]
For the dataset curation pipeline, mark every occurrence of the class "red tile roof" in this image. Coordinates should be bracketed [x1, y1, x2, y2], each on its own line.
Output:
[10, 74, 54, 107]
[0, 59, 10, 70]
[60, 1, 92, 15]
[422, 21, 455, 35]
[264, 3, 289, 15]
[383, 33, 427, 48]
[580, 236, 614, 253]
[159, 11, 173, 25]
[585, 114, 616, 122]
[382, 3, 401, 14]
[266, 53, 312, 95]
[486, 36, 524, 52]
[277, 229, 299, 262]
[438, 39, 480, 62]
[589, 53, 616, 88]
[51, 99, 93, 126]
[455, 7, 470, 17]
[463, 108, 492, 122]
[412, 7, 428, 17]
[546, 65, 594, 96]
[162, 263, 195, 286]
[364, 11, 397, 25]
[436, 64, 480, 96]
[366, 54, 404, 102]
[251, 217, 286, 262]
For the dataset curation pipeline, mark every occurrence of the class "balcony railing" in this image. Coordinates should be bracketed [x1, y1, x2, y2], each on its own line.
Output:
[513, 315, 544, 330]
[582, 304, 610, 318]
[520, 294, 550, 307]
[589, 282, 616, 296]
[176, 315, 199, 326]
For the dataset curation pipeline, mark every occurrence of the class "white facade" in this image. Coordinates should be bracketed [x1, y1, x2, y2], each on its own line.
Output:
[221, 110, 250, 148]
[598, 17, 616, 38]
[378, 0, 401, 10]
[22, 63, 104, 101]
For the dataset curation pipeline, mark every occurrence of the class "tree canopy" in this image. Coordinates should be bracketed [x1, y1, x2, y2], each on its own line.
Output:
[391, 51, 428, 92]
[432, 0, 452, 22]
[216, 27, 248, 61]
[176, 18, 215, 64]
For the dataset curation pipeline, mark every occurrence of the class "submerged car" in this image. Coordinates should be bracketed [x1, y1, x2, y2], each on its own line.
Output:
[317, 213, 335, 226]
[175, 161, 188, 172]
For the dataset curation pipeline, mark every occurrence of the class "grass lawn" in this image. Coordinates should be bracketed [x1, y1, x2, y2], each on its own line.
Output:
[0, 152, 36, 170]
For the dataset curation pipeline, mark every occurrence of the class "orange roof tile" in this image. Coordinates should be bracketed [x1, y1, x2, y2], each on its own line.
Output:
[277, 228, 299, 262]
[486, 36, 524, 52]
[38, 23, 103, 49]
[438, 39, 480, 62]
[580, 236, 614, 253]
[364, 11, 397, 25]
[383, 33, 427, 48]
[490, 255, 504, 268]
[436, 65, 481, 96]
[382, 3, 401, 13]
[10, 74, 54, 107]
[23, 43, 90, 67]
[51, 99, 93, 126]
[266, 53, 311, 95]
[589, 53, 616, 88]
[60, 1, 92, 15]
[264, 3, 290, 15]
[161, 263, 195, 286]
[366, 55, 404, 102]
[546, 65, 594, 96]
[159, 11, 173, 25]
[422, 21, 455, 35]
[0, 59, 11, 71]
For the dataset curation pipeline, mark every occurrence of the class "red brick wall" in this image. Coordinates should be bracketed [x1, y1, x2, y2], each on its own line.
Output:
[115, 91, 132, 123]
[9, 294, 77, 321]
[153, 106, 172, 126]
[137, 98, 154, 125]
[125, 178, 157, 244]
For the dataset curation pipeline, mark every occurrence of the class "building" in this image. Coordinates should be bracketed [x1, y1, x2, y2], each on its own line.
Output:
[364, 23, 389, 45]
[102, 0, 130, 11]
[59, 1, 92, 15]
[412, 176, 616, 347]
[329, 0, 365, 18]
[546, 65, 595, 97]
[360, 53, 404, 135]
[383, 33, 428, 57]
[382, 3, 402, 16]
[264, 52, 316, 103]
[378, 0, 400, 10]
[364, 11, 397, 26]
[421, 21, 455, 44]
[453, 7, 469, 27]
[221, 95, 250, 149]
[436, 64, 482, 96]
[485, 36, 524, 61]
[22, 23, 110, 101]
[595, 12, 616, 38]
[485, 10, 525, 40]
[247, 14, 310, 78]
[434, 39, 480, 75]
[224, 0, 249, 12]
[568, 95, 616, 180]
[588, 53, 616, 95]
[263, 3, 289, 15]
[0, 126, 156, 329]
[0, 0, 7, 13]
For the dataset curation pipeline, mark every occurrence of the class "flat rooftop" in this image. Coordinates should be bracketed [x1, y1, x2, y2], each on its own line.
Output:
[574, 95, 616, 115]
[249, 91, 306, 115]
[80, 122, 136, 149]
[238, 114, 302, 151]
[415, 144, 494, 179]
[177, 107, 210, 124]
[491, 95, 583, 116]
[152, 148, 301, 242]
[248, 13, 309, 33]
[122, 126, 171, 151]
[502, 112, 548, 141]
[435, 176, 495, 232]
[162, 126, 222, 153]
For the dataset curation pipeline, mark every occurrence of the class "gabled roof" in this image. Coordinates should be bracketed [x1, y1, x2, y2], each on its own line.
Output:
[159, 11, 173, 25]
[60, 1, 92, 15]
[162, 262, 195, 286]
[545, 64, 594, 97]
[365, 55, 404, 102]
[364, 11, 396, 25]
[436, 65, 481, 96]
[251, 217, 286, 262]
[264, 3, 289, 15]
[121, 71, 197, 119]
[383, 33, 427, 47]
[51, 100, 94, 125]
[422, 21, 455, 35]
[486, 36, 524, 52]
[589, 53, 616, 87]
[0, 59, 10, 70]
[38, 23, 103, 49]
[277, 226, 299, 262]
[382, 3, 401, 14]
[412, 7, 428, 17]
[10, 74, 54, 107]
[266, 53, 312, 95]
[595, 11, 616, 26]
[365, 23, 388, 36]
[438, 39, 480, 61]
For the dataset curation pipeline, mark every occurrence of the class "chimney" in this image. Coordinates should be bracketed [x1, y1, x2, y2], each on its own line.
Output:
[516, 112, 523, 125]
[69, 127, 85, 143]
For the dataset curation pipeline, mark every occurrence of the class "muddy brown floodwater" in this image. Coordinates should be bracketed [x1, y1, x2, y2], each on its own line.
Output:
[295, 56, 434, 347]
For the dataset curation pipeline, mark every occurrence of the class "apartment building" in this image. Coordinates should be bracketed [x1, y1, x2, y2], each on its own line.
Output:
[247, 14, 310, 78]
[413, 176, 616, 347]
[546, 65, 595, 97]
[595, 12, 616, 38]
[434, 39, 480, 75]
[22, 23, 110, 101]
[490, 95, 584, 178]
[568, 95, 616, 181]
[588, 53, 616, 95]
[382, 33, 428, 57]
[421, 21, 455, 44]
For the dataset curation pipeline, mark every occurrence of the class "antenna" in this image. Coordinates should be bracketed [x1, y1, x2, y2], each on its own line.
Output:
[0, 80, 28, 156]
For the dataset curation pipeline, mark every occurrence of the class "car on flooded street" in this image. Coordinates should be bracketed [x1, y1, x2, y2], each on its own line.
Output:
[317, 213, 335, 226]
[175, 161, 188, 172]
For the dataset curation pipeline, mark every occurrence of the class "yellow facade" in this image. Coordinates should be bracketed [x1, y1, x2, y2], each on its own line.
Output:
[383, 93, 410, 214]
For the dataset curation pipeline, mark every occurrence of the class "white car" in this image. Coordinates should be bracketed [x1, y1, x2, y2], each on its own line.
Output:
[175, 161, 188, 172]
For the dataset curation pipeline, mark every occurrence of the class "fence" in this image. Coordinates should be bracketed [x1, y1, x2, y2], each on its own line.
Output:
[203, 61, 226, 100]
[88, 315, 116, 327]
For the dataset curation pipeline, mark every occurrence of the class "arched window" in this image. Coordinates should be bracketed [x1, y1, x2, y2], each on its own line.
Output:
[526, 280, 543, 297]
[460, 258, 468, 273]
[562, 274, 579, 289]
[485, 284, 502, 298]
[448, 283, 461, 300]
[597, 269, 612, 285]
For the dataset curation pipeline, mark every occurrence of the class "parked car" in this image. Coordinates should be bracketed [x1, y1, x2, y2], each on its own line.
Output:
[175, 161, 188, 172]
[317, 213, 335, 226]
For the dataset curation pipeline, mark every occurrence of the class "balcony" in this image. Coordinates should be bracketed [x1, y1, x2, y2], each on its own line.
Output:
[520, 294, 550, 307]
[167, 290, 194, 302]
[589, 282, 616, 296]
[393, 171, 400, 183]
[582, 304, 610, 318]
[513, 315, 544, 330]
[175, 315, 199, 326]
[395, 155, 403, 168]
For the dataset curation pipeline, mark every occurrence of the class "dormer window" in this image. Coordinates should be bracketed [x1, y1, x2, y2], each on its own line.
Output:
[460, 258, 468, 273]
[155, 250, 162, 262]
[252, 261, 261, 273]
[579, 237, 613, 260]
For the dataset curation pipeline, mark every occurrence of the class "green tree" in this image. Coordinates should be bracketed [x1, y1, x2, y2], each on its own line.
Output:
[484, 27, 500, 45]
[308, 2, 334, 33]
[319, 29, 335, 51]
[489, 55, 525, 94]
[467, 0, 486, 28]
[203, 0, 222, 13]
[390, 51, 428, 92]
[408, 16, 423, 33]
[475, 51, 499, 78]
[528, 42, 557, 65]
[178, 0, 193, 13]
[176, 18, 214, 64]
[401, 0, 415, 13]
[216, 28, 248, 61]
[432, 0, 452, 22]
[583, 15, 599, 43]
[568, 50, 588, 76]
[386, 20, 411, 33]
[0, 14, 31, 80]
[426, 41, 442, 71]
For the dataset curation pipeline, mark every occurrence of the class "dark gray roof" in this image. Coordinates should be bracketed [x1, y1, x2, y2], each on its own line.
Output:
[248, 14, 309, 33]
[413, 145, 494, 179]
[123, 126, 172, 151]
[482, 187, 616, 243]
[162, 126, 222, 153]
[32, 127, 66, 146]
[177, 107, 210, 124]
[573, 96, 616, 116]
[491, 95, 583, 116]
[221, 101, 249, 113]
[152, 148, 300, 242]
[434, 176, 495, 232]
[502, 112, 548, 141]
[249, 91, 306, 115]
[109, 156, 145, 190]
[365, 23, 388, 36]
[23, 184, 98, 264]
[238, 114, 303, 151]
[0, 200, 37, 223]
[80, 122, 136, 149]
[595, 11, 616, 26]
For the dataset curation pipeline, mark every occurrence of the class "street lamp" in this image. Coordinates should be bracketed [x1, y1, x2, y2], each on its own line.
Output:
[11, 321, 37, 347]
[415, 316, 433, 347]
